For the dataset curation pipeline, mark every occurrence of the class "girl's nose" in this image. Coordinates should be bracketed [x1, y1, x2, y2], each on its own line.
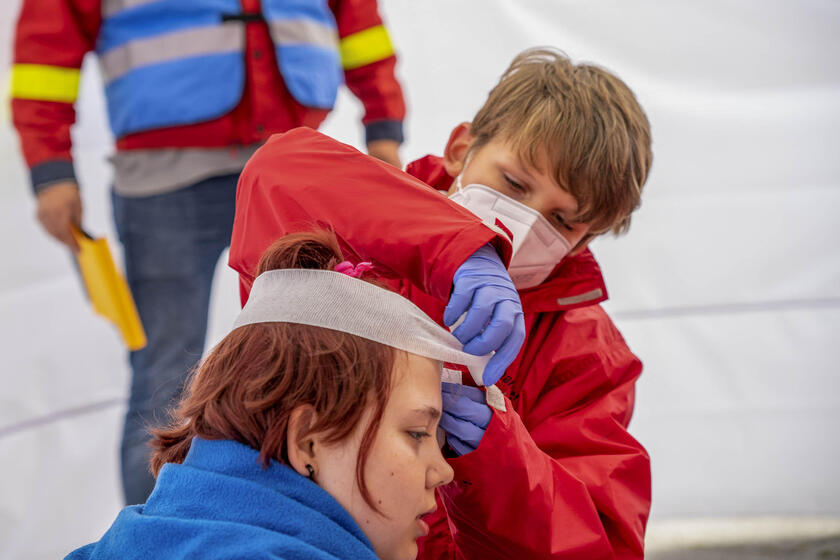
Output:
[428, 454, 455, 488]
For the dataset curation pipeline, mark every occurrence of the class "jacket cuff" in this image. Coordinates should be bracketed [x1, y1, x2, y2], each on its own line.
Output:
[31, 160, 77, 194]
[426, 221, 504, 302]
[365, 120, 404, 144]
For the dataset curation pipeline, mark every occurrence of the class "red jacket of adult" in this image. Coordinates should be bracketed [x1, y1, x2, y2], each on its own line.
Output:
[229, 128, 651, 560]
[11, 0, 405, 191]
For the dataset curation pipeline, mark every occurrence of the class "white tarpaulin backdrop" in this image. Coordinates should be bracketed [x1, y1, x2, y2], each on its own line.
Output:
[1, 1, 838, 558]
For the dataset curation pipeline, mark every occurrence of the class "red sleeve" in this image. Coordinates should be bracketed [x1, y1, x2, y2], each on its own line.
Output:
[330, 0, 406, 143]
[434, 353, 650, 558]
[11, 0, 101, 191]
[228, 128, 511, 305]
[406, 155, 457, 192]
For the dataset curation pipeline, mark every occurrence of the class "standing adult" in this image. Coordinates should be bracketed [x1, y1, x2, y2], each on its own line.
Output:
[11, 0, 406, 505]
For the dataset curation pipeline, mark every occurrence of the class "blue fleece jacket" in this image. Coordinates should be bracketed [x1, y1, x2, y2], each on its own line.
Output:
[66, 437, 378, 559]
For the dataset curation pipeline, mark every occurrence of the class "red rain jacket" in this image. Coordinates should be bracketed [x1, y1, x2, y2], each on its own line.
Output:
[229, 128, 651, 560]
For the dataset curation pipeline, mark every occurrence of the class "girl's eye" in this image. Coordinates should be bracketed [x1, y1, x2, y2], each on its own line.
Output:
[408, 431, 431, 442]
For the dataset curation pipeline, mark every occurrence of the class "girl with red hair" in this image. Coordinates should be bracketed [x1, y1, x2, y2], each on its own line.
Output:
[67, 231, 454, 560]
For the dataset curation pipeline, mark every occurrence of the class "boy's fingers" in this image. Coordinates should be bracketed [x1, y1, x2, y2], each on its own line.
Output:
[452, 301, 493, 346]
[441, 382, 485, 402]
[439, 411, 486, 445]
[481, 360, 503, 388]
[482, 311, 525, 386]
[444, 284, 474, 326]
[441, 391, 492, 428]
[462, 317, 508, 356]
[462, 298, 518, 356]
[446, 433, 474, 456]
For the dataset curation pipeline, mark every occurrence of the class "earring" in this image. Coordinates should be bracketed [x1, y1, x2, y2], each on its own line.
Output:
[305, 464, 315, 481]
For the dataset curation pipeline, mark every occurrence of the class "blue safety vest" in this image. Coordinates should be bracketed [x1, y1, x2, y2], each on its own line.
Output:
[97, 0, 342, 138]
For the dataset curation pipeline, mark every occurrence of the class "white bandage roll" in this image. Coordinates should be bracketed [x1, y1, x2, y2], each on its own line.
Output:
[233, 269, 491, 385]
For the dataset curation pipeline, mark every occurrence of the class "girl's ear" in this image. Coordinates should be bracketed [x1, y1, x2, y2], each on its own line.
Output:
[286, 404, 319, 478]
[442, 122, 474, 179]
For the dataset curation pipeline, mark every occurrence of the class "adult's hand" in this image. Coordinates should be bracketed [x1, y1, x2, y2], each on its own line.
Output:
[440, 382, 492, 455]
[444, 244, 525, 385]
[36, 181, 83, 252]
[367, 139, 401, 168]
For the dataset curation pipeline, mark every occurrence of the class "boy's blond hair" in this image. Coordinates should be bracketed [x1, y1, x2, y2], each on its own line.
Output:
[470, 48, 652, 235]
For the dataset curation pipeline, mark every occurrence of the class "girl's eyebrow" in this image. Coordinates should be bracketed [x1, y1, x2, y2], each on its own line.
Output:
[411, 406, 441, 421]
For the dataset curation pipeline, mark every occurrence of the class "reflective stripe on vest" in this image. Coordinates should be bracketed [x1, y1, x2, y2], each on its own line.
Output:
[262, 0, 341, 111]
[101, 0, 160, 18]
[10, 64, 81, 103]
[97, 0, 340, 138]
[100, 25, 244, 84]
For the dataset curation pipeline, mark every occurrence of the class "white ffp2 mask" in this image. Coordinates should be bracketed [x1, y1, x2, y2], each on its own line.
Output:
[449, 182, 572, 289]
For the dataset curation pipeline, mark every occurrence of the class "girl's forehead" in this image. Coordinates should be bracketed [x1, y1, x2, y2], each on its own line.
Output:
[388, 356, 443, 403]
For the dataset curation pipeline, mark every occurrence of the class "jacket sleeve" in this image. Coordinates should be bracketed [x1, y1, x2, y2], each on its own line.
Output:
[10, 0, 101, 193]
[228, 128, 511, 305]
[329, 0, 406, 144]
[437, 341, 651, 559]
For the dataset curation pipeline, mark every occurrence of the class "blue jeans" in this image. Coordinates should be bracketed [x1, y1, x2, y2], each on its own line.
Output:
[112, 173, 238, 505]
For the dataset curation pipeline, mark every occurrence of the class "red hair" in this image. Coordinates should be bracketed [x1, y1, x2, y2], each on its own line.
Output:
[150, 230, 395, 510]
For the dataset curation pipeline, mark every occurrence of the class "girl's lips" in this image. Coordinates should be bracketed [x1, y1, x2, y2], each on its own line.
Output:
[416, 517, 430, 537]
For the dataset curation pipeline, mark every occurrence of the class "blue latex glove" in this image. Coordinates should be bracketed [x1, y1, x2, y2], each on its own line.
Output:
[444, 244, 525, 386]
[439, 382, 493, 456]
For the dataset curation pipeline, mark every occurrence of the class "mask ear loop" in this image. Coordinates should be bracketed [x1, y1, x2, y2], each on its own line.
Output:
[452, 153, 473, 191]
[452, 172, 463, 191]
[572, 232, 595, 253]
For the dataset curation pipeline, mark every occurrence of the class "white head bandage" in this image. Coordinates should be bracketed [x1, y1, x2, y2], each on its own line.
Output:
[232, 269, 491, 385]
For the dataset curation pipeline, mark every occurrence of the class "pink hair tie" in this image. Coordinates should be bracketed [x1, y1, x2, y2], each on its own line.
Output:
[334, 261, 374, 278]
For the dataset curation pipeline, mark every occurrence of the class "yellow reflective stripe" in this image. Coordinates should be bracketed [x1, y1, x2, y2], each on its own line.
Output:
[339, 25, 394, 70]
[10, 64, 80, 103]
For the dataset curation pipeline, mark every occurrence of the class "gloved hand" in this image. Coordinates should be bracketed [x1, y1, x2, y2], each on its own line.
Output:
[444, 244, 525, 386]
[440, 382, 493, 456]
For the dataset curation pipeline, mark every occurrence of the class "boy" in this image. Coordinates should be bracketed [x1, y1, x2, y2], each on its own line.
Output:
[229, 48, 652, 559]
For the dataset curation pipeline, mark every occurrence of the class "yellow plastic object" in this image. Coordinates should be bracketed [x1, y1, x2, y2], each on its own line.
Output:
[72, 227, 146, 350]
